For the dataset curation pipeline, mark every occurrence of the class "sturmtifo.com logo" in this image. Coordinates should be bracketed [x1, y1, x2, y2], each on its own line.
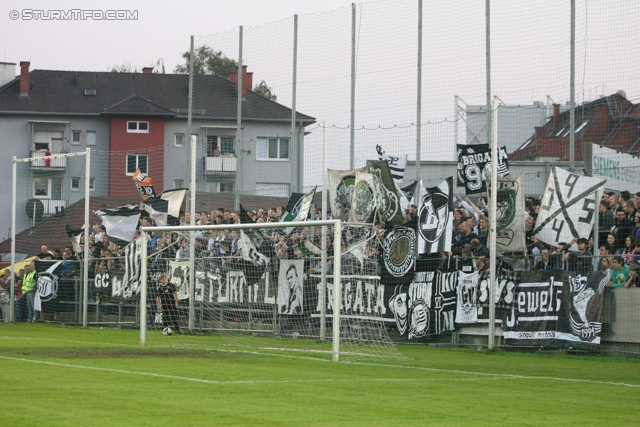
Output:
[10, 9, 138, 20]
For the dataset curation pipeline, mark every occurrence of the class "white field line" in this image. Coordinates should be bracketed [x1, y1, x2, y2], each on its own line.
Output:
[0, 355, 496, 385]
[2, 335, 640, 389]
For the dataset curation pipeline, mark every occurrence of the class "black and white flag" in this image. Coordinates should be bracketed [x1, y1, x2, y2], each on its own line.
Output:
[278, 259, 304, 315]
[488, 173, 526, 252]
[66, 223, 84, 254]
[94, 204, 141, 245]
[328, 167, 365, 220]
[33, 260, 64, 311]
[349, 172, 377, 223]
[376, 144, 406, 185]
[118, 236, 144, 299]
[534, 167, 606, 246]
[456, 144, 509, 194]
[368, 160, 404, 226]
[168, 260, 190, 300]
[283, 187, 317, 223]
[142, 188, 186, 226]
[455, 271, 478, 324]
[417, 178, 454, 254]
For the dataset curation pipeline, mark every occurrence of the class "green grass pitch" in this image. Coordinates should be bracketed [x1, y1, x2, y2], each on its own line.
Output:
[1, 323, 639, 426]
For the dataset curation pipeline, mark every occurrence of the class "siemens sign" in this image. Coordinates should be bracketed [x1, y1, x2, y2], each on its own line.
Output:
[593, 155, 620, 180]
[592, 145, 640, 191]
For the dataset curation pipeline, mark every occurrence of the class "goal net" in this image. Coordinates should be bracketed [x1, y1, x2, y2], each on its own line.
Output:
[139, 220, 404, 361]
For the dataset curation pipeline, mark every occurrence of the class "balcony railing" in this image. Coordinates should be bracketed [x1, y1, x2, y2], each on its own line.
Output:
[30, 150, 67, 168]
[205, 156, 237, 173]
[41, 199, 67, 215]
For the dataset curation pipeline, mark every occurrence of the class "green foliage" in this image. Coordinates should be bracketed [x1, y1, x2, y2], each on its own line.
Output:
[253, 80, 277, 101]
[174, 46, 278, 100]
[174, 46, 238, 76]
[109, 59, 166, 74]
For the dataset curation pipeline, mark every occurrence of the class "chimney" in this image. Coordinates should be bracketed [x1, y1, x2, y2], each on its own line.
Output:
[534, 127, 544, 137]
[229, 65, 253, 98]
[20, 61, 30, 96]
[553, 104, 560, 126]
[142, 67, 153, 74]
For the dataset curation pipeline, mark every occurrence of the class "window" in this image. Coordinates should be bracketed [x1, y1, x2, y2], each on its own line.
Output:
[257, 137, 289, 160]
[174, 179, 184, 189]
[86, 131, 97, 145]
[70, 177, 80, 191]
[127, 121, 149, 133]
[220, 182, 234, 194]
[126, 154, 148, 175]
[89, 178, 96, 191]
[175, 133, 185, 147]
[207, 135, 234, 156]
[33, 178, 62, 199]
[72, 131, 81, 145]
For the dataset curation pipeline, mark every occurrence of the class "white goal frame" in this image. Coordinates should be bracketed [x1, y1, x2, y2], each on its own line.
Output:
[139, 219, 344, 361]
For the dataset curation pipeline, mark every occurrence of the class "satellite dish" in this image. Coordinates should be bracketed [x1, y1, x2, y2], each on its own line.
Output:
[26, 199, 45, 220]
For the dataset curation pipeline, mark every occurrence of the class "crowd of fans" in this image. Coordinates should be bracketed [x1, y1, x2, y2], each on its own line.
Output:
[6, 188, 640, 322]
[445, 189, 640, 289]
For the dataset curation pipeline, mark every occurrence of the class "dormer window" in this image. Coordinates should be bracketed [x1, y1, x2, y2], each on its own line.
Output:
[127, 121, 149, 133]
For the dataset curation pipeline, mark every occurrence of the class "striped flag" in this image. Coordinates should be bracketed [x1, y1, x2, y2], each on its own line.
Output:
[416, 178, 454, 254]
[376, 144, 406, 185]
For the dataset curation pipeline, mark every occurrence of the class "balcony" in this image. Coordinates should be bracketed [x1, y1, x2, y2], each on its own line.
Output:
[30, 150, 67, 169]
[42, 199, 67, 215]
[204, 156, 237, 173]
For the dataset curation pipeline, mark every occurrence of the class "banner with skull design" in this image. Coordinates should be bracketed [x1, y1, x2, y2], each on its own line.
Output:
[328, 167, 366, 221]
[503, 270, 606, 345]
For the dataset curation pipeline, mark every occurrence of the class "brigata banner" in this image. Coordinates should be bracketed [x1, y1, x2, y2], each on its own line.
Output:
[503, 270, 607, 345]
[456, 144, 509, 194]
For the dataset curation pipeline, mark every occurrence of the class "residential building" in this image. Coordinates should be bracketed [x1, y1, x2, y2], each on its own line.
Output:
[0, 61, 315, 241]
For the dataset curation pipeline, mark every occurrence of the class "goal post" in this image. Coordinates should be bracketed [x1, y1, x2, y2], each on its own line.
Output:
[139, 219, 402, 362]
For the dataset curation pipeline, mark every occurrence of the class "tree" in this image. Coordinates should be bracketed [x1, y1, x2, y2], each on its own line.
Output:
[109, 59, 165, 74]
[174, 46, 237, 76]
[253, 80, 277, 101]
[174, 46, 277, 100]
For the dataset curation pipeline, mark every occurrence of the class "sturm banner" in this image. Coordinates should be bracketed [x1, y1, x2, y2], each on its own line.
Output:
[534, 166, 606, 246]
[388, 271, 456, 339]
[381, 225, 416, 285]
[457, 144, 510, 194]
[349, 171, 377, 223]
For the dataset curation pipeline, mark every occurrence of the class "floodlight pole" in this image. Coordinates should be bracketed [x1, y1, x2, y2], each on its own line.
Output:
[187, 35, 196, 331]
[320, 123, 328, 341]
[415, 0, 423, 181]
[349, 4, 356, 170]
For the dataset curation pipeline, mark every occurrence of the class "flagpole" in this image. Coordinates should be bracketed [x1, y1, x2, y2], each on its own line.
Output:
[187, 35, 196, 331]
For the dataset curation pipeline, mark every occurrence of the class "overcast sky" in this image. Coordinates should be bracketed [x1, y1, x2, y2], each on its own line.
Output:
[1, 0, 356, 72]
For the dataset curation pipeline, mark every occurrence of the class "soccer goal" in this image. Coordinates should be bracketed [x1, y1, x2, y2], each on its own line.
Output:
[139, 220, 403, 361]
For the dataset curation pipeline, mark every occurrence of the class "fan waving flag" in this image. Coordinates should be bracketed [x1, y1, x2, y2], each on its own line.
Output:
[283, 187, 317, 223]
[328, 167, 366, 220]
[132, 168, 156, 200]
[66, 223, 85, 254]
[142, 188, 186, 226]
[95, 204, 141, 246]
[416, 178, 454, 254]
[368, 160, 404, 226]
[534, 167, 606, 246]
[376, 144, 406, 185]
